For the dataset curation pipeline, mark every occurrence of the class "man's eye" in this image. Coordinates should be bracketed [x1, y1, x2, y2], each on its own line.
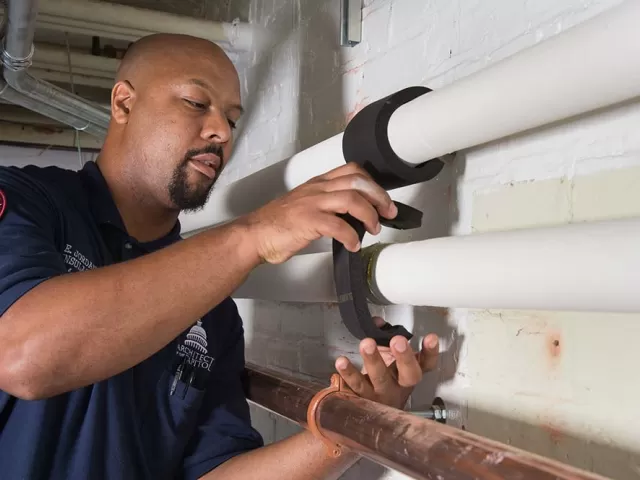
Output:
[184, 99, 207, 110]
[228, 119, 237, 130]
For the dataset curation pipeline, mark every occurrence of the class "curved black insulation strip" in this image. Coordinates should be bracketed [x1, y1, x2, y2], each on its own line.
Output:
[333, 214, 415, 343]
[342, 86, 444, 190]
[334, 86, 446, 346]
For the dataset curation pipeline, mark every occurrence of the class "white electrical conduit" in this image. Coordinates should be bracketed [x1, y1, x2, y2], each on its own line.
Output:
[234, 217, 640, 313]
[30, 69, 113, 89]
[180, 0, 640, 233]
[33, 45, 119, 79]
[30, 45, 120, 90]
[31, 0, 258, 50]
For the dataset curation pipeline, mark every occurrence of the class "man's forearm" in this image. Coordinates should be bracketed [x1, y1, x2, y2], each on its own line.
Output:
[203, 431, 359, 480]
[0, 220, 259, 399]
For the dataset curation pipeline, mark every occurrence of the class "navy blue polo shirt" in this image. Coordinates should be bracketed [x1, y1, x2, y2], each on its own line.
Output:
[0, 161, 263, 479]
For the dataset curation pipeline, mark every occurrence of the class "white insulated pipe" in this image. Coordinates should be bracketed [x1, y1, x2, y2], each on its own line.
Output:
[233, 218, 640, 313]
[375, 218, 640, 312]
[30, 45, 120, 89]
[27, 0, 257, 50]
[179, 134, 345, 233]
[387, 0, 640, 165]
[181, 0, 640, 233]
[234, 253, 335, 303]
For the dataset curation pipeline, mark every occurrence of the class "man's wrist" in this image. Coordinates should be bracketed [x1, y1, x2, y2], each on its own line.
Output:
[227, 217, 263, 268]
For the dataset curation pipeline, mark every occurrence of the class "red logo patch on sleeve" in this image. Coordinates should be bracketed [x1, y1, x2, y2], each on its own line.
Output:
[0, 189, 6, 219]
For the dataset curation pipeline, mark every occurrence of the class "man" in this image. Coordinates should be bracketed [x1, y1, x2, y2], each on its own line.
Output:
[0, 34, 439, 479]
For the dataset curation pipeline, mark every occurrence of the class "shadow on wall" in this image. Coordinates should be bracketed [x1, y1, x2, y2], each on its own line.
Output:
[219, 1, 349, 219]
[467, 406, 640, 480]
[295, 2, 348, 151]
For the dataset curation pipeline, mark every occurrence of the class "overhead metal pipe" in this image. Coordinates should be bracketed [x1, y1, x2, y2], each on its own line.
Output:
[246, 364, 607, 480]
[180, 0, 640, 234]
[1, 0, 109, 136]
[0, 77, 105, 137]
[2, 70, 110, 130]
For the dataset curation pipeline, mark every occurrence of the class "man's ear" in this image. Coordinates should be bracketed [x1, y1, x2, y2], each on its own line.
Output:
[111, 80, 136, 124]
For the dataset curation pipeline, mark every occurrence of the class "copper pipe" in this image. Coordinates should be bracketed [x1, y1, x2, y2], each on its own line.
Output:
[245, 364, 606, 480]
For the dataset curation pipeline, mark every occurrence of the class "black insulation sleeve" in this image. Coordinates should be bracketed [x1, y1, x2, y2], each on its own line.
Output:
[334, 86, 445, 346]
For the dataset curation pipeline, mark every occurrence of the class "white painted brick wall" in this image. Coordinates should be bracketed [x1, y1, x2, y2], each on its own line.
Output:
[231, 0, 640, 479]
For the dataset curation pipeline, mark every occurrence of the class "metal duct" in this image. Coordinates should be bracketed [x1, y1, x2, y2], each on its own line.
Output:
[0, 77, 104, 137]
[1, 0, 108, 137]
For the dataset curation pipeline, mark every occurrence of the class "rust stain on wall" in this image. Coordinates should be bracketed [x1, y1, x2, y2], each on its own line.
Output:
[546, 329, 562, 368]
[345, 97, 369, 123]
[541, 422, 565, 445]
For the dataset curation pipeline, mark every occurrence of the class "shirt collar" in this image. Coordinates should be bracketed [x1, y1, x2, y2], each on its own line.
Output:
[79, 161, 182, 247]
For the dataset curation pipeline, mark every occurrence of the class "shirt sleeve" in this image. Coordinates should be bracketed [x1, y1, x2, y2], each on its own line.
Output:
[180, 301, 264, 480]
[0, 166, 66, 317]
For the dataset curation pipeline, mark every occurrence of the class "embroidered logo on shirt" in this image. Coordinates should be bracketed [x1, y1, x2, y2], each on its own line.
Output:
[0, 189, 6, 220]
[176, 320, 214, 371]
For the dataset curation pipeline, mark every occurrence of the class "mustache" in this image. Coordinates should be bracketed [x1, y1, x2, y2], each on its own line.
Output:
[184, 144, 224, 164]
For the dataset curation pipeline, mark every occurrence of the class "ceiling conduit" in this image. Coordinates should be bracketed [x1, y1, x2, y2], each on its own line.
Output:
[0, 76, 101, 135]
[1, 0, 108, 136]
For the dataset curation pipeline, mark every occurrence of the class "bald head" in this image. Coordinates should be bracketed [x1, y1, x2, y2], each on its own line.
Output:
[116, 34, 236, 87]
[103, 33, 243, 213]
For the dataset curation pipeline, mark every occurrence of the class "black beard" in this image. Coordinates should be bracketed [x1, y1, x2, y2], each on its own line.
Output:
[168, 145, 223, 212]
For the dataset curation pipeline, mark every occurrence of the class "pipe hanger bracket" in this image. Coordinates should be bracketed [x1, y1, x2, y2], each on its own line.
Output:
[306, 373, 355, 457]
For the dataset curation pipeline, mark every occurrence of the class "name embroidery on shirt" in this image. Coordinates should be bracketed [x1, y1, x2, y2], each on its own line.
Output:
[176, 320, 214, 371]
[63, 243, 96, 272]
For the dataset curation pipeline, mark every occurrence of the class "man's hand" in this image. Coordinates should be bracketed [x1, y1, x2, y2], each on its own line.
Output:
[241, 162, 398, 264]
[334, 318, 439, 410]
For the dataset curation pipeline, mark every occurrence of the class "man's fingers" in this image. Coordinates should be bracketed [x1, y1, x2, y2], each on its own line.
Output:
[314, 162, 369, 181]
[319, 191, 380, 236]
[335, 356, 373, 397]
[321, 173, 397, 221]
[419, 334, 440, 372]
[389, 336, 422, 388]
[360, 338, 394, 391]
[316, 214, 361, 252]
[372, 316, 387, 328]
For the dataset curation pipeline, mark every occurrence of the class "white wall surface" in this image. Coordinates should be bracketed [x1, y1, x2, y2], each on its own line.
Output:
[2, 0, 639, 478]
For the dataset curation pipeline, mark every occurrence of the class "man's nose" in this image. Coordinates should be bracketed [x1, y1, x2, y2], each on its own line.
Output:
[201, 110, 231, 144]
